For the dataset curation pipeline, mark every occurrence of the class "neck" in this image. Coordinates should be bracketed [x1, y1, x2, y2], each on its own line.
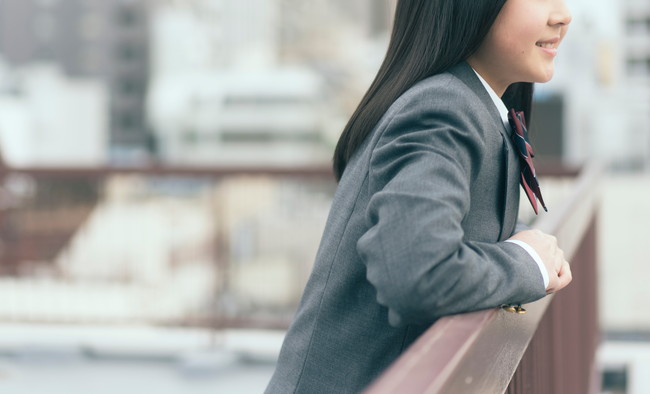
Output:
[466, 57, 508, 97]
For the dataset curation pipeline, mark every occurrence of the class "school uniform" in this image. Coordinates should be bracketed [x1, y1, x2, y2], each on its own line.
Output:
[265, 61, 547, 394]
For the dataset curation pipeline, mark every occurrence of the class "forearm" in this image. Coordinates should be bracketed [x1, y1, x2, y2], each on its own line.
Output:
[359, 232, 547, 327]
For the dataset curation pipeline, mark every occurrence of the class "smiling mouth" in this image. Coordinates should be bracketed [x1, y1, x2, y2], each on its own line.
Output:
[536, 42, 558, 49]
[535, 38, 560, 49]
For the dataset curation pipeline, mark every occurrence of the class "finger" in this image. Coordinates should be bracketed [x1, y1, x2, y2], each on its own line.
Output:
[563, 262, 572, 283]
[546, 273, 560, 294]
[557, 259, 571, 277]
[557, 263, 572, 289]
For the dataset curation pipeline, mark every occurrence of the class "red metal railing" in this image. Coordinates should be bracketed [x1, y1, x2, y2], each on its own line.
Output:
[365, 163, 602, 394]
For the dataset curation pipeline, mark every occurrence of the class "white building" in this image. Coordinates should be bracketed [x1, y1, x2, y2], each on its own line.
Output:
[0, 62, 108, 166]
[147, 66, 330, 166]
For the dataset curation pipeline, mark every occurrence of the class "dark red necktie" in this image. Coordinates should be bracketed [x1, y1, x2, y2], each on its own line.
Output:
[508, 109, 547, 215]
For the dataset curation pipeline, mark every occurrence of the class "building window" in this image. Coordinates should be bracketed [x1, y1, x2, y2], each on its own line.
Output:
[119, 112, 139, 130]
[120, 79, 139, 96]
[116, 43, 138, 62]
[627, 17, 650, 35]
[117, 7, 138, 27]
[627, 58, 650, 76]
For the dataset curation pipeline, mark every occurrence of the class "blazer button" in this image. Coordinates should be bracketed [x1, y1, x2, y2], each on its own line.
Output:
[501, 304, 527, 314]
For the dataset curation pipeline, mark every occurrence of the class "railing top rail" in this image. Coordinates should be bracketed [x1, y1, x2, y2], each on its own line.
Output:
[364, 162, 603, 394]
[0, 164, 335, 179]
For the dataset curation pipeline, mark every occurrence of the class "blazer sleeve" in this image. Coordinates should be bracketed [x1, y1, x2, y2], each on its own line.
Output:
[356, 91, 547, 327]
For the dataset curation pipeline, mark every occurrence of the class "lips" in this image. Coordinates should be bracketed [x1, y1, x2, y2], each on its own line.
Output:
[535, 37, 560, 49]
[535, 37, 560, 56]
[536, 42, 557, 49]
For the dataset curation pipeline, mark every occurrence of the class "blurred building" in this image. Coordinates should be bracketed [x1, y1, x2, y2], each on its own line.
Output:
[624, 0, 650, 169]
[625, 0, 650, 82]
[0, 63, 108, 166]
[277, 0, 392, 62]
[0, 0, 152, 162]
[149, 0, 279, 73]
[148, 1, 327, 165]
[276, 0, 393, 117]
[148, 67, 330, 165]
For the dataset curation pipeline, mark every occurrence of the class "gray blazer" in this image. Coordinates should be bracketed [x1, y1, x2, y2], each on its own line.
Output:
[265, 62, 547, 394]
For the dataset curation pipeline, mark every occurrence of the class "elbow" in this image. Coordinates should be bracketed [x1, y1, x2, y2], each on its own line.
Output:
[366, 257, 467, 327]
[369, 270, 446, 328]
[358, 231, 468, 326]
[380, 291, 444, 328]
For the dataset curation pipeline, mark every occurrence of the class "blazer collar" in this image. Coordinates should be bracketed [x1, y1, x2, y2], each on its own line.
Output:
[446, 61, 510, 137]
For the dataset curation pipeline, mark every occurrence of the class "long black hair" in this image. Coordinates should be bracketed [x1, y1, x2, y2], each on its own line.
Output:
[332, 0, 534, 181]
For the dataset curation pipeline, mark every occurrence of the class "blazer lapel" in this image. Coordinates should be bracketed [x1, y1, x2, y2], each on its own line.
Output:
[499, 124, 521, 240]
[447, 62, 521, 240]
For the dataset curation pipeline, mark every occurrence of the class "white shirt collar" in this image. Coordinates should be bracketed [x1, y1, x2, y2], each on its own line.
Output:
[471, 68, 509, 127]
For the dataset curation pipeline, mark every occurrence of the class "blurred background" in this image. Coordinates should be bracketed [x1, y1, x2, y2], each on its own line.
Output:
[0, 0, 646, 393]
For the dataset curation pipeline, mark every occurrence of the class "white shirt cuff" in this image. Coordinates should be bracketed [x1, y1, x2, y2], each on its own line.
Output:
[505, 239, 549, 289]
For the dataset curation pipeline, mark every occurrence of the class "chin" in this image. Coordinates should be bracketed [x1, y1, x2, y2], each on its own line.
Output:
[537, 68, 555, 83]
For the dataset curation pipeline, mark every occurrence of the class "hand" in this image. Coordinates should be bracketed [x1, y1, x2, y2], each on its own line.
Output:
[508, 229, 572, 294]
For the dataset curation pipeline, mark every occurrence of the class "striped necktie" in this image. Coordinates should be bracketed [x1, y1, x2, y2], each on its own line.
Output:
[508, 109, 547, 215]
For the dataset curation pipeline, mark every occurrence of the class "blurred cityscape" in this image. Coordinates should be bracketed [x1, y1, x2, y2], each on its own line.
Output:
[0, 0, 646, 393]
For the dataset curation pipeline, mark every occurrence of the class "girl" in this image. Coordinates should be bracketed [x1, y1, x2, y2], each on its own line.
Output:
[266, 0, 572, 392]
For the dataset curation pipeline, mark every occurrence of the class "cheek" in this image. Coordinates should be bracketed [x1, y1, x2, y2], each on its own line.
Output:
[512, 26, 538, 54]
[494, 34, 527, 59]
[492, 24, 534, 58]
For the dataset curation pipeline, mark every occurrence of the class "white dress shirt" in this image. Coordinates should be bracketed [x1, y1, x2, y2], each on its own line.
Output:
[471, 69, 550, 290]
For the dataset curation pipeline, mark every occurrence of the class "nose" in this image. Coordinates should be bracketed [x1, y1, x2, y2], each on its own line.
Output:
[549, 0, 572, 26]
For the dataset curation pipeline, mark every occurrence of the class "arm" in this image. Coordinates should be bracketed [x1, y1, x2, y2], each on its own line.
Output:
[356, 97, 547, 327]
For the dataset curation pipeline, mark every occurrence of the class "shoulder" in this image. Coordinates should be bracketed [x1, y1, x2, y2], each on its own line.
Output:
[359, 63, 501, 185]
[342, 63, 500, 184]
[373, 65, 497, 150]
[388, 64, 491, 127]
